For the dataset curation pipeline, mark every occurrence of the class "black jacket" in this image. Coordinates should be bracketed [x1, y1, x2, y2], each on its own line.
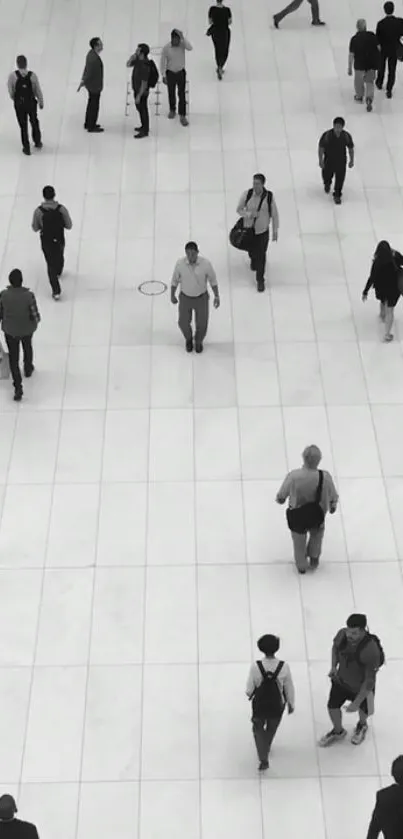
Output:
[81, 49, 104, 93]
[0, 819, 40, 839]
[376, 15, 403, 55]
[363, 250, 403, 307]
[367, 783, 403, 839]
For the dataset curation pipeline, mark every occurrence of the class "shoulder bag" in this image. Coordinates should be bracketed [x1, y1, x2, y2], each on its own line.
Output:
[229, 189, 270, 251]
[286, 470, 325, 535]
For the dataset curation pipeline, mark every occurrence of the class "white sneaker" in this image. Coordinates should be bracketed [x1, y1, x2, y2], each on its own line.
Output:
[351, 723, 368, 745]
[318, 728, 347, 747]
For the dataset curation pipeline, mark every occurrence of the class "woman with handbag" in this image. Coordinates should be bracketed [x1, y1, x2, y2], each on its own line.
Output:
[207, 0, 232, 79]
[362, 240, 403, 342]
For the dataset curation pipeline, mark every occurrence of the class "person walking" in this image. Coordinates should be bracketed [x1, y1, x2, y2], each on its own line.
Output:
[170, 241, 220, 353]
[276, 444, 338, 574]
[126, 43, 153, 138]
[246, 634, 295, 772]
[376, 2, 403, 99]
[78, 37, 104, 132]
[348, 19, 380, 111]
[0, 269, 41, 402]
[160, 29, 192, 126]
[31, 186, 73, 300]
[236, 174, 279, 292]
[319, 614, 384, 748]
[207, 0, 232, 79]
[7, 55, 44, 155]
[362, 240, 403, 342]
[0, 794, 40, 839]
[318, 117, 354, 205]
[273, 0, 325, 29]
[367, 755, 403, 839]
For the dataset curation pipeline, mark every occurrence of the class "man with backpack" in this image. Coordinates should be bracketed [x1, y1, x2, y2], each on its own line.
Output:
[31, 186, 73, 299]
[246, 634, 295, 772]
[319, 613, 384, 748]
[7, 55, 44, 155]
[236, 174, 279, 292]
[126, 44, 159, 138]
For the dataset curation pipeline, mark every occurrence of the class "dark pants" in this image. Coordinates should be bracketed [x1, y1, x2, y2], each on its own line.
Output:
[211, 29, 231, 69]
[41, 239, 64, 295]
[248, 230, 270, 286]
[377, 52, 397, 93]
[135, 93, 149, 134]
[275, 0, 320, 24]
[178, 292, 209, 344]
[166, 69, 187, 116]
[252, 713, 284, 763]
[4, 334, 33, 391]
[322, 160, 346, 198]
[84, 91, 101, 129]
[14, 101, 41, 150]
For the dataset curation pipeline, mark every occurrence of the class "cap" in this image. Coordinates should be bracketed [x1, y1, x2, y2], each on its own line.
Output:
[346, 613, 367, 630]
[0, 795, 17, 820]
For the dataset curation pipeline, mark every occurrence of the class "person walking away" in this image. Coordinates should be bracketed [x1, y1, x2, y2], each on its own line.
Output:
[348, 19, 380, 111]
[31, 186, 73, 300]
[376, 2, 403, 98]
[362, 240, 403, 342]
[273, 0, 325, 29]
[7, 55, 44, 155]
[318, 117, 354, 205]
[367, 755, 403, 839]
[160, 29, 192, 126]
[77, 37, 104, 132]
[171, 241, 220, 353]
[319, 613, 384, 748]
[207, 0, 232, 79]
[0, 270, 41, 402]
[276, 444, 338, 574]
[246, 634, 295, 772]
[236, 174, 279, 292]
[0, 794, 40, 839]
[126, 43, 154, 138]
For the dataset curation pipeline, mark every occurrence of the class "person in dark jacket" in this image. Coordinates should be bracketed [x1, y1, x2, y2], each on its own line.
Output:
[77, 37, 104, 132]
[7, 55, 44, 155]
[31, 185, 73, 299]
[207, 1, 232, 79]
[367, 755, 403, 839]
[0, 795, 40, 839]
[362, 240, 403, 342]
[0, 269, 41, 401]
[348, 19, 380, 111]
[376, 2, 403, 98]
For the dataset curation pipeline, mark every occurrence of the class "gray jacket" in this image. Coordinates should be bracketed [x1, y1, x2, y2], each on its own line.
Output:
[0, 287, 41, 337]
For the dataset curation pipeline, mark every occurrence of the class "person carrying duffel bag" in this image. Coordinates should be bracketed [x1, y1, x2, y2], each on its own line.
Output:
[230, 173, 279, 292]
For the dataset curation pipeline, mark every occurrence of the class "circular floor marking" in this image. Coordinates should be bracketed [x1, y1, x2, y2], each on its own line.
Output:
[138, 280, 167, 296]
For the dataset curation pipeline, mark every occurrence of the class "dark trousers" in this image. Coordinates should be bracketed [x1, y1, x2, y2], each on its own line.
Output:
[275, 0, 320, 24]
[41, 239, 64, 295]
[377, 52, 397, 93]
[252, 713, 283, 763]
[135, 93, 149, 134]
[4, 334, 33, 391]
[212, 29, 231, 69]
[84, 91, 101, 129]
[248, 230, 270, 285]
[14, 101, 41, 150]
[322, 160, 346, 198]
[166, 69, 187, 116]
[178, 292, 209, 343]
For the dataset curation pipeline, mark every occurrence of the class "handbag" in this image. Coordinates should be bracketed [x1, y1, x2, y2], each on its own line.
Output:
[0, 339, 10, 380]
[286, 471, 324, 535]
[229, 190, 267, 251]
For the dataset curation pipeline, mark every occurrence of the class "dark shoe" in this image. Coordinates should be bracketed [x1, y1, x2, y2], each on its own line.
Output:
[376, 81, 382, 90]
[24, 365, 35, 378]
[195, 343, 203, 354]
[134, 131, 149, 139]
[273, 15, 279, 28]
[386, 90, 392, 99]
[366, 99, 373, 112]
[14, 388, 23, 402]
[324, 184, 330, 194]
[333, 195, 342, 205]
[257, 280, 265, 292]
[354, 96, 363, 102]
[186, 338, 193, 352]
[180, 116, 189, 126]
[35, 141, 43, 149]
[168, 110, 176, 119]
[312, 19, 325, 26]
[309, 557, 319, 570]
[22, 146, 31, 155]
[87, 126, 104, 133]
[258, 760, 269, 771]
[298, 568, 306, 575]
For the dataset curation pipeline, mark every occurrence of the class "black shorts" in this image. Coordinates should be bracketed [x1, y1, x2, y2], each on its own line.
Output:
[328, 680, 369, 716]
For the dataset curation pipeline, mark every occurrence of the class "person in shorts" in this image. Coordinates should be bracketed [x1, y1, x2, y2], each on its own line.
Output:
[319, 613, 382, 748]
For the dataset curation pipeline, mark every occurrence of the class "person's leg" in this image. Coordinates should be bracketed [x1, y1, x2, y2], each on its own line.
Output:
[141, 94, 150, 134]
[58, 242, 65, 277]
[15, 105, 29, 151]
[222, 29, 231, 68]
[21, 335, 34, 375]
[194, 292, 209, 348]
[93, 92, 101, 125]
[319, 682, 350, 745]
[254, 231, 269, 290]
[84, 92, 92, 129]
[41, 241, 61, 296]
[376, 51, 386, 88]
[384, 305, 394, 340]
[386, 55, 397, 95]
[178, 292, 194, 343]
[166, 71, 177, 114]
[307, 525, 325, 569]
[364, 70, 375, 108]
[334, 165, 346, 200]
[308, 0, 321, 24]
[351, 697, 369, 744]
[264, 714, 284, 754]
[274, 0, 304, 24]
[29, 101, 42, 146]
[322, 160, 334, 192]
[212, 31, 221, 68]
[354, 70, 365, 100]
[4, 334, 22, 393]
[252, 717, 270, 765]
[178, 70, 187, 117]
[290, 531, 309, 573]
[86, 92, 100, 130]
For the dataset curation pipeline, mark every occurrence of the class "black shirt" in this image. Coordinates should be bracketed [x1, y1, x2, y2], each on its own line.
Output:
[131, 59, 150, 95]
[367, 783, 403, 839]
[376, 15, 403, 55]
[0, 820, 39, 839]
[363, 250, 403, 307]
[349, 31, 379, 70]
[209, 5, 231, 28]
[319, 129, 354, 163]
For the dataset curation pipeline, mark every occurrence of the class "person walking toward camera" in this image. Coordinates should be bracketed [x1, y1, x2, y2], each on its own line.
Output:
[31, 186, 73, 300]
[348, 19, 380, 111]
[160, 29, 192, 126]
[236, 174, 279, 292]
[362, 240, 403, 342]
[7, 55, 44, 155]
[171, 241, 220, 353]
[0, 270, 41, 402]
[246, 634, 295, 772]
[207, 0, 232, 79]
[376, 2, 403, 99]
[78, 37, 104, 132]
[318, 117, 354, 205]
[276, 445, 338, 574]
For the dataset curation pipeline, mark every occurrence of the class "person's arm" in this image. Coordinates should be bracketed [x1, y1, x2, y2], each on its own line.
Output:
[271, 195, 279, 241]
[31, 72, 44, 108]
[0, 294, 3, 325]
[348, 38, 354, 75]
[60, 206, 73, 230]
[349, 666, 377, 710]
[246, 664, 258, 699]
[236, 191, 250, 217]
[171, 261, 181, 302]
[366, 797, 382, 839]
[282, 663, 295, 711]
[160, 45, 168, 78]
[362, 265, 375, 299]
[276, 473, 291, 504]
[135, 80, 148, 102]
[328, 634, 341, 678]
[31, 208, 42, 233]
[348, 139, 354, 167]
[178, 31, 193, 50]
[126, 53, 137, 68]
[7, 72, 16, 100]
[78, 52, 92, 90]
[29, 294, 41, 327]
[318, 133, 327, 168]
[206, 261, 220, 307]
[327, 473, 339, 513]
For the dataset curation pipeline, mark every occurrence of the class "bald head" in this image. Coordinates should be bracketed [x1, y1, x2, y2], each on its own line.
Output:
[357, 19, 367, 31]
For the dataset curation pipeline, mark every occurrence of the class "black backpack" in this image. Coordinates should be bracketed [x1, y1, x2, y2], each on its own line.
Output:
[251, 661, 284, 718]
[14, 71, 34, 107]
[147, 59, 159, 88]
[339, 631, 385, 670]
[286, 470, 325, 535]
[40, 205, 65, 243]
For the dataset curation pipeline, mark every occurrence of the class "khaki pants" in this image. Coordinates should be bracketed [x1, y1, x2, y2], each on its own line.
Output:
[354, 69, 376, 101]
[291, 526, 325, 572]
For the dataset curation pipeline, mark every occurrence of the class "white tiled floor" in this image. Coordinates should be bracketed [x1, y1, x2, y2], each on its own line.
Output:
[1, 0, 403, 837]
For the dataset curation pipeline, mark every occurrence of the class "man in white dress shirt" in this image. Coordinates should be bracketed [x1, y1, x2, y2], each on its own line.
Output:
[171, 242, 220, 353]
[160, 29, 192, 125]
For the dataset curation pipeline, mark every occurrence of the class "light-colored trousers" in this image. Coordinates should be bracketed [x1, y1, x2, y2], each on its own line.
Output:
[291, 526, 325, 571]
[354, 69, 376, 101]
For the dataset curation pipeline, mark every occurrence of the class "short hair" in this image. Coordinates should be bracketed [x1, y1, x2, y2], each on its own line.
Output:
[257, 635, 280, 656]
[89, 37, 100, 49]
[185, 241, 198, 251]
[357, 18, 367, 31]
[8, 269, 23, 288]
[171, 29, 180, 39]
[253, 173, 266, 185]
[391, 755, 403, 785]
[138, 43, 150, 58]
[43, 185, 55, 200]
[384, 2, 395, 14]
[333, 117, 345, 127]
[346, 613, 367, 630]
[0, 795, 17, 820]
[302, 445, 322, 468]
[16, 55, 27, 69]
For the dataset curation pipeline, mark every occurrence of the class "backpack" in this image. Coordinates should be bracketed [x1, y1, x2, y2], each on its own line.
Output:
[286, 470, 325, 535]
[14, 71, 34, 107]
[251, 661, 284, 718]
[147, 59, 159, 88]
[40, 205, 65, 243]
[339, 631, 385, 670]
